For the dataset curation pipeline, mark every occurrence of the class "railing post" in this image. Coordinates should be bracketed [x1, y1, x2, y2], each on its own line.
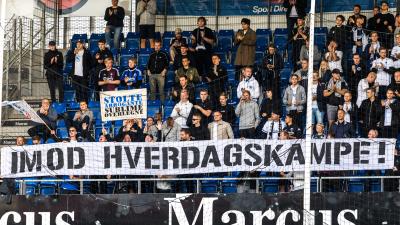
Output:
[196, 179, 201, 194]
[381, 178, 384, 192]
[320, 0, 323, 27]
[319, 177, 323, 192]
[18, 17, 22, 97]
[267, 0, 271, 29]
[215, 0, 219, 32]
[256, 179, 260, 194]
[138, 180, 142, 194]
[12, 19, 17, 51]
[29, 19, 33, 95]
[5, 41, 10, 100]
[80, 181, 83, 194]
[163, 0, 167, 33]
[41, 6, 46, 78]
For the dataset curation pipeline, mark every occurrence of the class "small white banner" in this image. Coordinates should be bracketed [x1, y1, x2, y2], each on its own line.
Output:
[2, 100, 46, 124]
[100, 89, 147, 122]
[0, 139, 395, 178]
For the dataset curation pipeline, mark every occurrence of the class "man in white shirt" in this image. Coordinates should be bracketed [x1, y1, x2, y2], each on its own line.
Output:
[371, 47, 394, 97]
[237, 66, 260, 101]
[391, 33, 400, 68]
[171, 90, 193, 128]
[258, 111, 286, 139]
[356, 71, 379, 107]
[380, 88, 400, 138]
[325, 40, 343, 72]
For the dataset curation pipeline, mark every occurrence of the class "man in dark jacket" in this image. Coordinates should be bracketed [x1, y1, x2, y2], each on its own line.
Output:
[173, 43, 196, 71]
[380, 88, 400, 138]
[27, 98, 58, 141]
[44, 41, 64, 103]
[327, 15, 348, 51]
[215, 93, 236, 125]
[172, 75, 195, 103]
[283, 0, 307, 40]
[330, 109, 353, 138]
[347, 4, 367, 28]
[66, 40, 92, 102]
[189, 113, 210, 141]
[367, 6, 380, 32]
[92, 39, 113, 91]
[147, 40, 169, 101]
[206, 54, 228, 103]
[359, 88, 383, 137]
[186, 89, 213, 127]
[261, 44, 283, 96]
[104, 0, 125, 49]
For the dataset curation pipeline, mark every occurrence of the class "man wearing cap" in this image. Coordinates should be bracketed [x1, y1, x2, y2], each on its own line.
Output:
[44, 41, 64, 103]
[170, 28, 187, 64]
[136, 0, 156, 49]
[66, 39, 93, 102]
[104, 0, 125, 49]
[234, 18, 256, 77]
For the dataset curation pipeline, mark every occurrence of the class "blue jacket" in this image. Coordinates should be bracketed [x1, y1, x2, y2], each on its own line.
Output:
[120, 67, 142, 89]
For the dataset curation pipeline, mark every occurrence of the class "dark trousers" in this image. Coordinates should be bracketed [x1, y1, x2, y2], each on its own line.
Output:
[195, 50, 212, 78]
[262, 69, 280, 96]
[72, 75, 88, 102]
[28, 125, 51, 141]
[47, 75, 64, 103]
[287, 17, 298, 40]
[73, 115, 91, 133]
[381, 126, 398, 138]
[239, 128, 255, 139]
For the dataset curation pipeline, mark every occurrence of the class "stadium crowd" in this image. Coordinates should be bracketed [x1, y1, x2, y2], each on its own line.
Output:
[14, 0, 400, 194]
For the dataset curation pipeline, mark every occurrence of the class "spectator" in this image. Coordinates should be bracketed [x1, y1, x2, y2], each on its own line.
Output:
[348, 53, 366, 101]
[187, 89, 212, 127]
[98, 58, 120, 91]
[260, 89, 281, 120]
[27, 98, 57, 141]
[360, 88, 383, 137]
[180, 128, 192, 141]
[147, 40, 169, 101]
[208, 111, 234, 140]
[364, 31, 381, 66]
[327, 15, 347, 51]
[371, 47, 394, 97]
[351, 17, 368, 55]
[292, 17, 308, 69]
[72, 101, 94, 133]
[215, 93, 236, 125]
[340, 91, 357, 126]
[299, 39, 321, 68]
[191, 16, 215, 78]
[283, 0, 307, 40]
[380, 88, 400, 138]
[330, 109, 353, 138]
[175, 56, 200, 84]
[66, 39, 92, 102]
[347, 4, 367, 28]
[294, 59, 309, 89]
[171, 90, 193, 128]
[104, 0, 125, 49]
[283, 113, 302, 139]
[172, 75, 195, 103]
[257, 111, 286, 139]
[136, 0, 156, 49]
[170, 28, 187, 64]
[143, 116, 158, 141]
[323, 69, 348, 128]
[235, 90, 260, 138]
[283, 74, 306, 127]
[144, 134, 155, 143]
[388, 70, 400, 100]
[262, 44, 283, 95]
[92, 39, 113, 98]
[32, 136, 41, 145]
[325, 40, 343, 72]
[237, 66, 260, 101]
[115, 119, 143, 142]
[367, 129, 379, 138]
[311, 71, 326, 126]
[98, 127, 112, 142]
[367, 6, 380, 32]
[120, 57, 142, 90]
[64, 125, 93, 142]
[234, 18, 256, 73]
[391, 33, 400, 69]
[189, 113, 210, 140]
[319, 59, 332, 84]
[158, 117, 181, 142]
[173, 43, 196, 71]
[394, 14, 400, 40]
[313, 123, 326, 139]
[356, 71, 379, 107]
[206, 54, 228, 103]
[44, 40, 64, 103]
[15, 136, 25, 146]
[376, 1, 395, 49]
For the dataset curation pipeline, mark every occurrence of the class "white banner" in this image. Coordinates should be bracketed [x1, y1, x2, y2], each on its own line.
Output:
[2, 100, 46, 124]
[100, 89, 147, 122]
[0, 139, 395, 178]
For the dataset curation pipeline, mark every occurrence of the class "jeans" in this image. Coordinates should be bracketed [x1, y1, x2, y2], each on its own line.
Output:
[105, 25, 122, 49]
[149, 73, 165, 102]
[312, 108, 324, 125]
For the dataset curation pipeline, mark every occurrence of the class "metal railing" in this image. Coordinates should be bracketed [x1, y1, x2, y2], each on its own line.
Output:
[12, 175, 400, 195]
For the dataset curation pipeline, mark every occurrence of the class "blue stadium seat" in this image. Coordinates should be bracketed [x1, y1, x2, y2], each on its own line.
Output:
[165, 71, 175, 90]
[126, 32, 140, 39]
[148, 100, 161, 117]
[201, 179, 219, 193]
[163, 100, 175, 119]
[24, 177, 39, 196]
[125, 38, 140, 50]
[120, 48, 138, 69]
[181, 31, 191, 40]
[138, 48, 152, 68]
[64, 90, 76, 103]
[163, 31, 175, 37]
[40, 177, 57, 195]
[88, 101, 100, 109]
[348, 179, 364, 192]
[70, 34, 88, 49]
[59, 177, 79, 194]
[26, 139, 33, 145]
[280, 67, 292, 85]
[93, 110, 102, 126]
[57, 128, 69, 139]
[67, 101, 80, 111]
[261, 179, 279, 193]
[213, 51, 228, 64]
[52, 102, 66, 115]
[46, 138, 56, 144]
[221, 177, 237, 193]
[57, 119, 66, 129]
[217, 29, 234, 51]
[255, 51, 264, 65]
[256, 29, 272, 51]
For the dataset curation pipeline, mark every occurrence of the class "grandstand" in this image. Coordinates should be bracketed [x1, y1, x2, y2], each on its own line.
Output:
[0, 0, 400, 224]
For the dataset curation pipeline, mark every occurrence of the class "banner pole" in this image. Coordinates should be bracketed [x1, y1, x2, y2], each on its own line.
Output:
[303, 0, 316, 224]
[0, 0, 7, 128]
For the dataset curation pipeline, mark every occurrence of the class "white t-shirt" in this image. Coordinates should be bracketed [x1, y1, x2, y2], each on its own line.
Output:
[74, 50, 84, 77]
[325, 51, 343, 72]
[311, 83, 318, 108]
[371, 57, 394, 86]
[289, 6, 298, 17]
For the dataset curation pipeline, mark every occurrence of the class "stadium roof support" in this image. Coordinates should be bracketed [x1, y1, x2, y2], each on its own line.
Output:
[0, 0, 7, 127]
